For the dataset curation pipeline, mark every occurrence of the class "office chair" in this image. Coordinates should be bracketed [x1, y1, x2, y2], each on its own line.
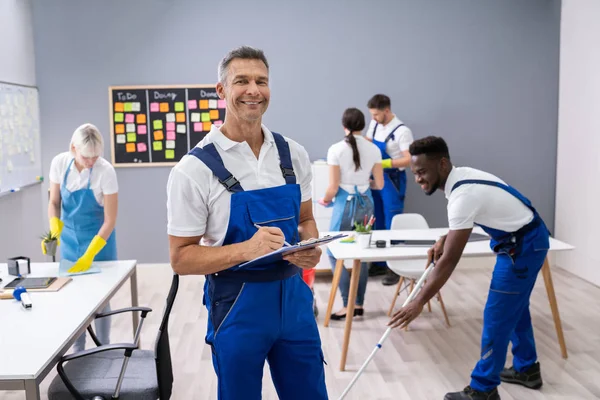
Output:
[48, 273, 179, 400]
[386, 214, 450, 329]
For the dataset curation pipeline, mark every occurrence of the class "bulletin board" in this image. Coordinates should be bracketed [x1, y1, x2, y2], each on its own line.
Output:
[108, 85, 227, 167]
[0, 81, 43, 196]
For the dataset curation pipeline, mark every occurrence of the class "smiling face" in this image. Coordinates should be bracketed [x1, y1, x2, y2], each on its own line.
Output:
[410, 154, 451, 196]
[216, 58, 270, 123]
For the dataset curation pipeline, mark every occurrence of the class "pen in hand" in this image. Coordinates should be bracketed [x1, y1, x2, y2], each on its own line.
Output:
[253, 223, 292, 247]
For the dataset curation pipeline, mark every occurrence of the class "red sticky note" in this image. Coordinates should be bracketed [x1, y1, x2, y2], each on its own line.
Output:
[137, 143, 147, 152]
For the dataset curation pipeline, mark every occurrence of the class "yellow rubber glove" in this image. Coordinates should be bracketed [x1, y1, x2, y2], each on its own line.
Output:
[381, 158, 393, 169]
[42, 217, 64, 254]
[68, 235, 106, 273]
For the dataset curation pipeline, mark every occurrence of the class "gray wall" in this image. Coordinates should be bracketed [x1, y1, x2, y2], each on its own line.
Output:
[31, 0, 561, 263]
[0, 0, 46, 262]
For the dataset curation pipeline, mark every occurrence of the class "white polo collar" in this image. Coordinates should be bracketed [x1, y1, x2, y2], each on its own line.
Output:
[208, 124, 275, 151]
[444, 166, 458, 199]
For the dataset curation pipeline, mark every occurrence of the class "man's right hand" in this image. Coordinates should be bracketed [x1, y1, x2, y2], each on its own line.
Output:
[427, 235, 447, 265]
[244, 227, 285, 260]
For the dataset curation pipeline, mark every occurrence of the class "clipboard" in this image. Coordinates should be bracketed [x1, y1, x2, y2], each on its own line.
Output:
[236, 233, 347, 270]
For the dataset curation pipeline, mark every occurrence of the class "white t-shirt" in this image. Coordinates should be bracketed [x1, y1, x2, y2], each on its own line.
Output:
[166, 124, 312, 246]
[444, 166, 534, 232]
[326, 135, 382, 194]
[49, 152, 118, 206]
[365, 115, 414, 171]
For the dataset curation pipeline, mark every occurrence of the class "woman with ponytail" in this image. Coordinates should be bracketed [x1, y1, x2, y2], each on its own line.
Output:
[318, 108, 384, 320]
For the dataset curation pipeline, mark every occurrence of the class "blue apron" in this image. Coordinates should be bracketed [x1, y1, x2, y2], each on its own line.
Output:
[60, 158, 117, 262]
[371, 122, 407, 230]
[189, 132, 328, 400]
[451, 179, 549, 392]
[329, 185, 374, 232]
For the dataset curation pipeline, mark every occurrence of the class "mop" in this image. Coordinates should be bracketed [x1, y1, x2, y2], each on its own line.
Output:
[337, 262, 436, 400]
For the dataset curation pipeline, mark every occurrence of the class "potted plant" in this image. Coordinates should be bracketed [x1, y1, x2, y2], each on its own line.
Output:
[354, 220, 373, 248]
[40, 230, 59, 259]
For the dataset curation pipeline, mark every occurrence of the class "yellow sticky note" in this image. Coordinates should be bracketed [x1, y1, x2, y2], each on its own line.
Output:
[124, 103, 133, 112]
[160, 103, 169, 112]
[174, 102, 184, 112]
[127, 133, 136, 142]
[114, 113, 124, 122]
[136, 114, 146, 124]
[153, 120, 163, 130]
[115, 124, 125, 134]
[176, 112, 186, 122]
[165, 149, 175, 159]
[114, 102, 124, 112]
[153, 141, 163, 151]
[209, 109, 219, 119]
[154, 130, 164, 141]
[199, 100, 209, 109]
[126, 143, 136, 153]
[201, 112, 210, 122]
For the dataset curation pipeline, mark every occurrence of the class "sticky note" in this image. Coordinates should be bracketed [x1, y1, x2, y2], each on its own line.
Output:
[188, 100, 197, 110]
[116, 134, 126, 144]
[210, 110, 219, 119]
[115, 124, 125, 134]
[137, 142, 147, 152]
[203, 121, 212, 131]
[201, 112, 210, 122]
[153, 120, 163, 130]
[191, 113, 200, 122]
[136, 114, 146, 124]
[209, 99, 218, 109]
[166, 131, 176, 140]
[166, 122, 175, 131]
[153, 141, 163, 151]
[131, 102, 141, 112]
[165, 149, 175, 159]
[137, 125, 147, 134]
[127, 133, 136, 142]
[124, 103, 133, 112]
[176, 113, 186, 122]
[125, 114, 135, 123]
[214, 120, 223, 127]
[154, 130, 164, 141]
[166, 113, 175, 122]
[177, 124, 186, 134]
[199, 100, 209, 109]
[218, 100, 226, 108]
[160, 103, 169, 112]
[126, 123, 136, 132]
[114, 113, 124, 122]
[175, 102, 184, 112]
[126, 143, 136, 153]
[166, 140, 176, 149]
[194, 122, 202, 132]
[114, 102, 124, 112]
[150, 103, 159, 112]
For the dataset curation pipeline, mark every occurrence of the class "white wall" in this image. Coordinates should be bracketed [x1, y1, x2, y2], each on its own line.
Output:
[0, 0, 45, 261]
[555, 0, 600, 286]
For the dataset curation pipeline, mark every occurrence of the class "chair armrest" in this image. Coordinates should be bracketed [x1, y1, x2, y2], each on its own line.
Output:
[95, 306, 152, 319]
[62, 342, 138, 362]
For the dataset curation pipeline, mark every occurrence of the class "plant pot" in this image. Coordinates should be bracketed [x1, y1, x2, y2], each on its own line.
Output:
[43, 240, 58, 257]
[356, 232, 372, 249]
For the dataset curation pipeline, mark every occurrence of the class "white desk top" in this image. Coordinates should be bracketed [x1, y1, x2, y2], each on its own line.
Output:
[325, 227, 574, 262]
[0, 260, 137, 380]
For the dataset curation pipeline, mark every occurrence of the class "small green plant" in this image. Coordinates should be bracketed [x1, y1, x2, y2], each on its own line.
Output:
[354, 221, 372, 233]
[40, 230, 59, 242]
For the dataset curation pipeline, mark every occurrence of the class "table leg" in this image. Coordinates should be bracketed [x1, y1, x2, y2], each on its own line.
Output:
[340, 259, 361, 371]
[130, 267, 139, 336]
[324, 259, 344, 327]
[541, 257, 568, 359]
[24, 380, 40, 400]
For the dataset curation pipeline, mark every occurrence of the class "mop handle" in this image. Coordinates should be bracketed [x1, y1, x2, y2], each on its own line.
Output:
[337, 263, 435, 400]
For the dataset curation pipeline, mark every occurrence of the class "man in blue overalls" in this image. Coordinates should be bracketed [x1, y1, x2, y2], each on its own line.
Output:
[389, 136, 549, 400]
[166, 46, 328, 399]
[366, 94, 414, 285]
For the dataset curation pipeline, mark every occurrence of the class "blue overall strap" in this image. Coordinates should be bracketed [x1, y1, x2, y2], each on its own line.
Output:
[271, 132, 296, 185]
[451, 179, 535, 213]
[188, 144, 244, 193]
[385, 123, 405, 143]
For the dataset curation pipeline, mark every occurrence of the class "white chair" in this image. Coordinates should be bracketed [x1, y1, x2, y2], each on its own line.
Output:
[386, 213, 450, 329]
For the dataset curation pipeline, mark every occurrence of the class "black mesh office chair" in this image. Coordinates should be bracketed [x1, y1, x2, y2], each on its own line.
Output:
[48, 274, 179, 400]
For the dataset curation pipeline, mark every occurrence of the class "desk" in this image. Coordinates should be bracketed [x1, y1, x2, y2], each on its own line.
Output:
[0, 260, 139, 400]
[323, 228, 574, 371]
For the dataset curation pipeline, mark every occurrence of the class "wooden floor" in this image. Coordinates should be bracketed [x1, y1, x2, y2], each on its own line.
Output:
[3, 259, 600, 400]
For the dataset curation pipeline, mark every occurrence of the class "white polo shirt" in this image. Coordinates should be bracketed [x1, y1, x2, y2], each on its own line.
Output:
[166, 125, 312, 246]
[326, 135, 382, 194]
[365, 115, 414, 171]
[444, 166, 534, 232]
[49, 152, 118, 206]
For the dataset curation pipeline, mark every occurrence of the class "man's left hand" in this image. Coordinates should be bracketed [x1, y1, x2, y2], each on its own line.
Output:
[283, 247, 322, 270]
[388, 300, 424, 329]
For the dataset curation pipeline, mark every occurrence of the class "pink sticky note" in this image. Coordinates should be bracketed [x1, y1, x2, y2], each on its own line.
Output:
[218, 99, 226, 108]
[125, 114, 134, 123]
[166, 131, 176, 140]
[194, 122, 202, 132]
[137, 143, 147, 152]
[188, 100, 197, 110]
[214, 120, 223, 127]
[166, 122, 175, 131]
[150, 102, 159, 112]
[137, 125, 147, 134]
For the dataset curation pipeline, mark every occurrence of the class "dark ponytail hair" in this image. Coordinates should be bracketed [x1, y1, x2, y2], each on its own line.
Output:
[342, 108, 366, 171]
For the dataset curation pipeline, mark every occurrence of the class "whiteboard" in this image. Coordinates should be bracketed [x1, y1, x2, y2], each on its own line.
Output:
[0, 81, 42, 196]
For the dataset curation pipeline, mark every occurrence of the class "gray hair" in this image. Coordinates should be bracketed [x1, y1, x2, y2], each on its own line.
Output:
[70, 123, 104, 158]
[217, 46, 269, 85]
